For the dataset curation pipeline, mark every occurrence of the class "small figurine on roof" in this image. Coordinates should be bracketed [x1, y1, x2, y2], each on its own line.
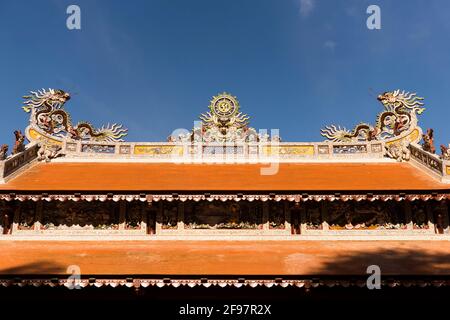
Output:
[385, 140, 410, 162]
[37, 142, 62, 162]
[0, 144, 8, 160]
[12, 130, 25, 155]
[440, 144, 450, 160]
[421, 128, 435, 154]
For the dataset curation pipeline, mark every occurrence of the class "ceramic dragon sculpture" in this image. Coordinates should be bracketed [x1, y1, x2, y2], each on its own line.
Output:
[321, 90, 425, 144]
[22, 88, 127, 144]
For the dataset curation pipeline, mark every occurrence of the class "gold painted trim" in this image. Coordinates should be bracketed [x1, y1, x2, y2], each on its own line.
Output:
[385, 128, 420, 146]
[134, 145, 184, 156]
[263, 145, 315, 156]
[27, 128, 63, 145]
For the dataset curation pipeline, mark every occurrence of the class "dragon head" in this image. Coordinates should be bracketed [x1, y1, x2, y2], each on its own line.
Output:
[377, 90, 425, 115]
[22, 88, 70, 113]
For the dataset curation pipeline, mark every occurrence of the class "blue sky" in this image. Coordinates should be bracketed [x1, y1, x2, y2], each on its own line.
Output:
[0, 0, 449, 148]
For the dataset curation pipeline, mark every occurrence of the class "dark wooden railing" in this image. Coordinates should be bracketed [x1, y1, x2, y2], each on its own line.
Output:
[0, 142, 39, 181]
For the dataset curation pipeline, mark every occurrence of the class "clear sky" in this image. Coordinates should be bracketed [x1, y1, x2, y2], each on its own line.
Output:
[0, 0, 449, 148]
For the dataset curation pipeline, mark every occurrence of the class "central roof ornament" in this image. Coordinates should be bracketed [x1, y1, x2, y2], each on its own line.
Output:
[200, 93, 249, 134]
[172, 92, 278, 143]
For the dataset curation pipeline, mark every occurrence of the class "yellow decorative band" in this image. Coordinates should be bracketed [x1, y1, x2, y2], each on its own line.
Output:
[27, 128, 62, 145]
[263, 145, 315, 156]
[134, 145, 184, 156]
[385, 128, 420, 146]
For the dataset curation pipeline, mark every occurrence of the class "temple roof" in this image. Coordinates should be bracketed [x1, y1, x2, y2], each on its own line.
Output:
[1, 161, 447, 192]
[1, 90, 449, 196]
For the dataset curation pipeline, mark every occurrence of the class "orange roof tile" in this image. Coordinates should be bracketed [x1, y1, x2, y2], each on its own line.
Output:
[0, 162, 447, 192]
[1, 240, 449, 275]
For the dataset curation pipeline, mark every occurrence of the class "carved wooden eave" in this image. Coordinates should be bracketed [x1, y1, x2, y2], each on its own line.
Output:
[1, 276, 449, 289]
[0, 192, 449, 203]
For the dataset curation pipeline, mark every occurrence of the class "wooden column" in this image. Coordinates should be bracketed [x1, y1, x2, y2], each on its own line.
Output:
[433, 200, 449, 235]
[155, 201, 163, 234]
[444, 200, 450, 234]
[404, 201, 413, 231]
[262, 202, 269, 230]
[0, 205, 3, 235]
[34, 201, 43, 233]
[177, 202, 184, 233]
[284, 201, 291, 232]
[300, 203, 307, 234]
[118, 201, 126, 231]
[141, 201, 152, 234]
[425, 202, 435, 233]
[11, 202, 21, 234]
[321, 201, 329, 231]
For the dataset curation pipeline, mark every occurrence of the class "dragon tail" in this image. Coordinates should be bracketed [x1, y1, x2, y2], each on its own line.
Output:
[92, 123, 128, 142]
[320, 125, 353, 142]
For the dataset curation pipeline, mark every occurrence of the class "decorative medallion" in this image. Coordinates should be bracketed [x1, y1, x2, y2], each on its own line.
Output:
[209, 94, 239, 119]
